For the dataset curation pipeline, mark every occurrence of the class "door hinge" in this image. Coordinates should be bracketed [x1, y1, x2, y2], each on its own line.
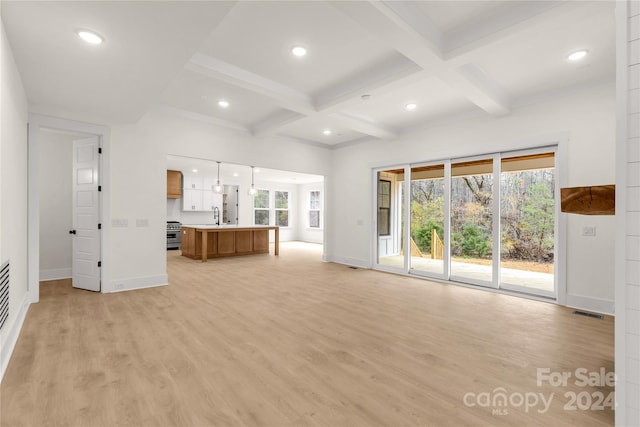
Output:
[98, 261, 102, 267]
[98, 185, 102, 192]
[98, 223, 102, 230]
[98, 147, 102, 154]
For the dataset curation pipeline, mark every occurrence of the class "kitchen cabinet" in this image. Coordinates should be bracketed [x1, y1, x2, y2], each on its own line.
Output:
[183, 174, 203, 190]
[183, 189, 204, 211]
[167, 170, 182, 199]
[183, 189, 223, 211]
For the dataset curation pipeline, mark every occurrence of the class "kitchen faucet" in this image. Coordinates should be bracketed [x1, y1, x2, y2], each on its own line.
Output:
[213, 206, 220, 225]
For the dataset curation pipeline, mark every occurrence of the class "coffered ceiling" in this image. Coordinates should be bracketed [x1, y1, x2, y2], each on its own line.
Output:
[1, 1, 615, 148]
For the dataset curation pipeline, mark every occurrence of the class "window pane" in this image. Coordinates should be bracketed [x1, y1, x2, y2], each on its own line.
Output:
[254, 190, 269, 209]
[500, 153, 555, 293]
[276, 210, 289, 227]
[378, 208, 390, 236]
[378, 180, 391, 208]
[410, 164, 445, 276]
[309, 210, 320, 228]
[450, 159, 493, 283]
[275, 191, 288, 209]
[254, 209, 269, 225]
[310, 191, 320, 210]
[378, 179, 391, 237]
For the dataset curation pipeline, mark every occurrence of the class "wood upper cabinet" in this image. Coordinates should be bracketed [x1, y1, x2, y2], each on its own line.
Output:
[167, 170, 182, 199]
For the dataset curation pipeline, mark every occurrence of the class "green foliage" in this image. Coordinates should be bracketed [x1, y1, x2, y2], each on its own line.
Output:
[413, 221, 443, 253]
[452, 223, 492, 258]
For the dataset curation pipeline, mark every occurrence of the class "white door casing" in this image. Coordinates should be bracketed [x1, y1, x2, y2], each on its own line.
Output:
[72, 137, 101, 292]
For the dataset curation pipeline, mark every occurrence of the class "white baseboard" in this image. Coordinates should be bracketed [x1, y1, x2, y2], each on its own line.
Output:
[39, 268, 71, 281]
[109, 274, 168, 293]
[326, 255, 370, 269]
[1, 293, 30, 383]
[565, 294, 615, 316]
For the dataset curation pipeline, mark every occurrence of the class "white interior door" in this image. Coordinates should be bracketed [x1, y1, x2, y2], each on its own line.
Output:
[72, 137, 101, 292]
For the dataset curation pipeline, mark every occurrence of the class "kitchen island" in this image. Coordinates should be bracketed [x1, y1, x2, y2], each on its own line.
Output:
[181, 225, 279, 262]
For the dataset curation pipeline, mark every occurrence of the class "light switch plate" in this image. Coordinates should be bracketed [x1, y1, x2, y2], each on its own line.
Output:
[112, 218, 128, 228]
[582, 226, 596, 237]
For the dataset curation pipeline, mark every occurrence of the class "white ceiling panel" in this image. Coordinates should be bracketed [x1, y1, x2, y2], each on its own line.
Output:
[159, 69, 284, 128]
[197, 1, 404, 96]
[412, 1, 516, 34]
[1, 0, 236, 124]
[342, 77, 477, 130]
[473, 2, 615, 99]
[277, 115, 368, 146]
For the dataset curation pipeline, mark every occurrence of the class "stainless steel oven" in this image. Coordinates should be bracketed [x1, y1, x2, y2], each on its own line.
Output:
[167, 221, 182, 250]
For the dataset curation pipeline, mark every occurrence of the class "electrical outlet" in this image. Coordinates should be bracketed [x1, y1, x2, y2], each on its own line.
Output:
[582, 226, 596, 237]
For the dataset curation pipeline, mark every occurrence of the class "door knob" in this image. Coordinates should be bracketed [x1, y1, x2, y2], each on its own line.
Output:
[69, 230, 76, 235]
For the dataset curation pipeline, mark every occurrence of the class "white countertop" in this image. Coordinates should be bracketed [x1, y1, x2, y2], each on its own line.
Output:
[181, 224, 277, 230]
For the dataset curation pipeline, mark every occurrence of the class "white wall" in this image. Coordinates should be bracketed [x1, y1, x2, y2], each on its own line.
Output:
[296, 182, 324, 244]
[327, 83, 616, 312]
[616, 2, 640, 425]
[0, 18, 29, 380]
[108, 110, 331, 291]
[38, 131, 72, 280]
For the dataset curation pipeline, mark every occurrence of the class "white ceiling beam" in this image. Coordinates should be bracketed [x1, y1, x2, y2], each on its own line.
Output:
[251, 110, 305, 137]
[187, 53, 316, 115]
[330, 112, 397, 140]
[443, 1, 566, 60]
[331, 0, 511, 116]
[440, 64, 511, 116]
[154, 105, 250, 132]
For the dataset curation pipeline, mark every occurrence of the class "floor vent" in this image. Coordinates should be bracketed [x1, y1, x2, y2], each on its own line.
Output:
[573, 310, 604, 320]
[0, 260, 9, 330]
[348, 266, 358, 270]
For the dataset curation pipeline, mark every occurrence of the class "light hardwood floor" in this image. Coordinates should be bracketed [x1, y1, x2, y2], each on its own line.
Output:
[1, 243, 614, 426]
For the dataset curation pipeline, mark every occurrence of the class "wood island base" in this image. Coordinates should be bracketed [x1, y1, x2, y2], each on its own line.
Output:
[181, 226, 279, 261]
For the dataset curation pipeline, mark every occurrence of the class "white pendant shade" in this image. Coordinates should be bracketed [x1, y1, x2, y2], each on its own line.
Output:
[213, 161, 224, 193]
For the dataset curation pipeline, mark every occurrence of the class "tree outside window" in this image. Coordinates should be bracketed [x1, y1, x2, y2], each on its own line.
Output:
[275, 191, 289, 227]
[309, 190, 320, 228]
[254, 189, 270, 225]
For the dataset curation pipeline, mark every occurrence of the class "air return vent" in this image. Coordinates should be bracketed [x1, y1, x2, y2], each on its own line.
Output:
[573, 310, 604, 320]
[0, 261, 9, 330]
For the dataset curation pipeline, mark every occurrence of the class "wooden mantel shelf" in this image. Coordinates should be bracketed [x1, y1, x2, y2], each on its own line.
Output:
[560, 185, 615, 215]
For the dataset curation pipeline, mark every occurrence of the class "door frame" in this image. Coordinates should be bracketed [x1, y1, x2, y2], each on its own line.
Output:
[27, 114, 111, 302]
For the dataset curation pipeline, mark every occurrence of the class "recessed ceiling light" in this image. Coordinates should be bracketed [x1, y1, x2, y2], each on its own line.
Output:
[233, 173, 239, 177]
[76, 29, 103, 45]
[218, 100, 229, 108]
[567, 50, 588, 61]
[291, 46, 307, 57]
[192, 169, 198, 173]
[323, 129, 332, 136]
[405, 103, 417, 111]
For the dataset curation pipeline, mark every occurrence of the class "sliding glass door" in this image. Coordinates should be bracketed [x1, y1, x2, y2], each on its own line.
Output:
[409, 163, 447, 278]
[499, 152, 556, 297]
[374, 148, 557, 298]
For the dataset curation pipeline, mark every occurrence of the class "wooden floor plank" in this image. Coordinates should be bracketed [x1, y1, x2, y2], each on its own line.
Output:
[1, 243, 613, 426]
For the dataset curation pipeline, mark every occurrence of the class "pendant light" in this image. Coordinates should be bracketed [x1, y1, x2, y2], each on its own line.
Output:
[248, 166, 257, 196]
[213, 161, 224, 193]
